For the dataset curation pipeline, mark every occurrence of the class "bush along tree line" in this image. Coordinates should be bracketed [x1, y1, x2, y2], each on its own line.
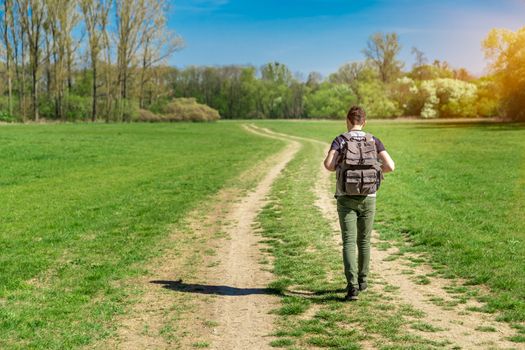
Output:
[0, 2, 524, 122]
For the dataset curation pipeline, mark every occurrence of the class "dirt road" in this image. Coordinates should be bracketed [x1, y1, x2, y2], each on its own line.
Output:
[105, 123, 518, 350]
[202, 125, 300, 349]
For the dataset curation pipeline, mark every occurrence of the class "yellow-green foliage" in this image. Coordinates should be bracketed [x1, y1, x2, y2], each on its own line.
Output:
[137, 109, 163, 122]
[483, 26, 525, 120]
[137, 98, 220, 122]
[164, 98, 220, 122]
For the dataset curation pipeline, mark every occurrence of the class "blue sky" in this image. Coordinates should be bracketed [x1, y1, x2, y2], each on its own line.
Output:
[167, 0, 525, 78]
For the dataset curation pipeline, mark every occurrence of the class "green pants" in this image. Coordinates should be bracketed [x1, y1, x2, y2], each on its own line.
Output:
[337, 195, 376, 289]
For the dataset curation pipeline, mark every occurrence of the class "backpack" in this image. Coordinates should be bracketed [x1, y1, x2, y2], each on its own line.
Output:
[336, 132, 383, 196]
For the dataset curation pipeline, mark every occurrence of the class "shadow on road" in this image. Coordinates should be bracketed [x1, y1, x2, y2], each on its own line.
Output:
[151, 279, 347, 301]
[150, 279, 279, 296]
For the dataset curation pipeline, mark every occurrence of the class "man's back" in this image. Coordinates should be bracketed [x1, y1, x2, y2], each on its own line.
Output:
[322, 106, 395, 301]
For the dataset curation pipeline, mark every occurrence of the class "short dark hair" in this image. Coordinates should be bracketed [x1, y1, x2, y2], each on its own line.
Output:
[346, 106, 366, 125]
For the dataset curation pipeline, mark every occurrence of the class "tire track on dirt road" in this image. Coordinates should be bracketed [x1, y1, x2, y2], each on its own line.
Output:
[249, 125, 519, 350]
[201, 125, 301, 349]
[99, 124, 300, 350]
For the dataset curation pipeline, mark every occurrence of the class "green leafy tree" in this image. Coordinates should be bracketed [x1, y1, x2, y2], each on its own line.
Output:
[474, 77, 500, 117]
[260, 61, 293, 85]
[409, 61, 454, 81]
[305, 82, 357, 118]
[306, 71, 322, 90]
[356, 80, 401, 118]
[483, 26, 525, 120]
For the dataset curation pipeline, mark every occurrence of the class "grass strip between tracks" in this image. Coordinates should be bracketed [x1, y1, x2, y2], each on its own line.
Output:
[256, 140, 449, 350]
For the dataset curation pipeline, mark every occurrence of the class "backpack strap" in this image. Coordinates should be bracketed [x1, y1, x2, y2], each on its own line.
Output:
[342, 131, 373, 142]
[341, 132, 352, 141]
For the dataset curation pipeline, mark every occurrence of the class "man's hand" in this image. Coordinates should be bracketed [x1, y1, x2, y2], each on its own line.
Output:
[324, 149, 339, 172]
[378, 150, 395, 173]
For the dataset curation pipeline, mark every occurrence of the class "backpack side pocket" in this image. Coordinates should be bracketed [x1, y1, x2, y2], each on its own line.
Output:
[345, 169, 362, 195]
[361, 169, 378, 194]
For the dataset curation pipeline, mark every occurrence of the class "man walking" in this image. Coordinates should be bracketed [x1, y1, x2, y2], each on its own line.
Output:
[323, 106, 395, 301]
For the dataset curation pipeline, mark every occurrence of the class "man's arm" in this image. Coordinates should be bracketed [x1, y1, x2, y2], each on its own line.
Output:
[378, 150, 395, 173]
[324, 149, 339, 172]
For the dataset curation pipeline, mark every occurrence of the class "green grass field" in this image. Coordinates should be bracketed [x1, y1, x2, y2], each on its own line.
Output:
[1, 120, 524, 348]
[256, 120, 525, 324]
[0, 123, 283, 348]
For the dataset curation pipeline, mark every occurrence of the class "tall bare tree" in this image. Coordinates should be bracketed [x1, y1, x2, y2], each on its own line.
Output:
[64, 1, 80, 92]
[115, 0, 145, 102]
[8, 0, 28, 118]
[16, 0, 46, 121]
[101, 2, 116, 122]
[363, 32, 403, 83]
[80, 0, 111, 121]
[1, 0, 14, 116]
[2, 0, 19, 116]
[44, 0, 79, 119]
[2, 0, 183, 122]
[411, 46, 427, 68]
[137, 0, 183, 108]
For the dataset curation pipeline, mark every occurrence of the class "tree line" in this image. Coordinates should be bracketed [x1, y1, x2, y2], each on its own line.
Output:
[1, 2, 523, 122]
[0, 0, 182, 122]
[158, 33, 501, 120]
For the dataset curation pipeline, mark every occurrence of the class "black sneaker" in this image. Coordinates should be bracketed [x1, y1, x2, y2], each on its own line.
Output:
[345, 287, 359, 301]
[358, 281, 368, 292]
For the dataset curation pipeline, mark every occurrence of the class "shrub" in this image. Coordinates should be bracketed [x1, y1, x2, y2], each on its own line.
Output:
[37, 94, 91, 121]
[148, 97, 170, 115]
[162, 98, 220, 122]
[100, 98, 141, 122]
[38, 97, 56, 120]
[0, 96, 20, 122]
[118, 98, 140, 122]
[0, 111, 17, 122]
[135, 109, 163, 122]
[63, 95, 91, 120]
[418, 78, 478, 118]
